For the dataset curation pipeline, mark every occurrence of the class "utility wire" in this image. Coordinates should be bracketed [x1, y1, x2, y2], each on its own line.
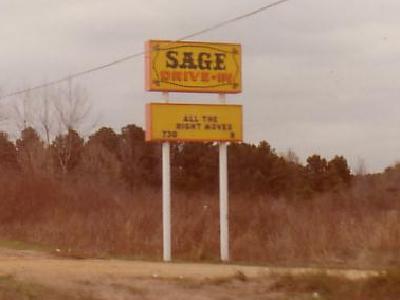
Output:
[179, 0, 291, 40]
[0, 0, 292, 100]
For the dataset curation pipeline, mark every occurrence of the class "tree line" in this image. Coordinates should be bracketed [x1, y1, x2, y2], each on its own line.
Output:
[0, 124, 353, 199]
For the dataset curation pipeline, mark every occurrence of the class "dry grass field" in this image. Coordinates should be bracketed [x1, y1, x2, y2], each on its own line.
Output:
[0, 161, 399, 299]
[1, 174, 400, 269]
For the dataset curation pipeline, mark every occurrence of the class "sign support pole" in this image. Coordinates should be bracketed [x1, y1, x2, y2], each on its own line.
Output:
[219, 94, 229, 262]
[162, 92, 171, 262]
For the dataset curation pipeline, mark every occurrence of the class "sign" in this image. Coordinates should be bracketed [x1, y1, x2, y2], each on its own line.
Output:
[146, 103, 243, 142]
[145, 40, 242, 94]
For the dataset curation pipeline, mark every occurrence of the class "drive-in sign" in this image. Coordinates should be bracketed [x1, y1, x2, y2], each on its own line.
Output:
[145, 40, 242, 94]
[145, 39, 243, 263]
[146, 103, 243, 142]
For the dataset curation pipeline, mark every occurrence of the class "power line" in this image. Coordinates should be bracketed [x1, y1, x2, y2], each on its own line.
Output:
[179, 0, 292, 40]
[0, 0, 292, 100]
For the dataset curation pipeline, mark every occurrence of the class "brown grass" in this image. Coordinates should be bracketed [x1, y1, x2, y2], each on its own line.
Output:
[0, 275, 96, 300]
[271, 268, 400, 300]
[0, 172, 400, 269]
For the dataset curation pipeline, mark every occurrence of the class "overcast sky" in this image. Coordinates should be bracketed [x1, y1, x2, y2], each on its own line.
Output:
[1, 0, 400, 172]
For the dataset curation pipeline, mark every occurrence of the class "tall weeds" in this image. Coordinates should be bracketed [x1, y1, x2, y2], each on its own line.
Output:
[0, 171, 399, 268]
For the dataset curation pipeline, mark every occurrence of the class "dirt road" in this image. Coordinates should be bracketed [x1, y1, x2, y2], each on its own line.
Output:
[0, 248, 382, 300]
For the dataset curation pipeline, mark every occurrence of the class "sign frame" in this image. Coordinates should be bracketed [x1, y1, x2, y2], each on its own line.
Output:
[145, 40, 242, 94]
[145, 102, 243, 143]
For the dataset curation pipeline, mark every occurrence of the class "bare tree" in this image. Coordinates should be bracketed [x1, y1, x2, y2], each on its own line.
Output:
[11, 91, 35, 131]
[36, 87, 56, 145]
[43, 79, 96, 175]
[8, 79, 95, 144]
[53, 78, 93, 134]
[51, 127, 84, 175]
[355, 157, 367, 176]
[0, 105, 10, 127]
[5, 80, 96, 175]
[283, 148, 300, 164]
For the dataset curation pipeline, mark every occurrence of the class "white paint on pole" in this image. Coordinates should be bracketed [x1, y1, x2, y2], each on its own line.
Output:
[218, 93, 229, 262]
[162, 92, 171, 262]
[162, 142, 171, 262]
[219, 142, 229, 261]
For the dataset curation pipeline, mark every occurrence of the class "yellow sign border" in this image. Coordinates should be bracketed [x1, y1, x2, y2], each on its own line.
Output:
[145, 40, 242, 94]
[146, 102, 243, 142]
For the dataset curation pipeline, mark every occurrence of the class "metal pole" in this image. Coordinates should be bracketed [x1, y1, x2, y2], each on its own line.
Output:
[218, 94, 229, 262]
[162, 92, 171, 262]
